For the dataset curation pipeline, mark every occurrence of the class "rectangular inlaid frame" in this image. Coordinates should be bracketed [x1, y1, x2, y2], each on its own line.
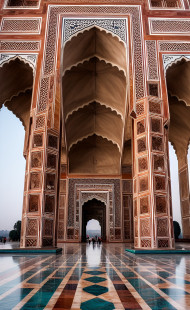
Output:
[67, 178, 122, 242]
[3, 0, 41, 9]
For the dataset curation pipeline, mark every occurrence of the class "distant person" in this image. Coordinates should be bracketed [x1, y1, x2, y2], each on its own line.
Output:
[92, 237, 96, 245]
[4, 237, 6, 244]
[98, 237, 102, 244]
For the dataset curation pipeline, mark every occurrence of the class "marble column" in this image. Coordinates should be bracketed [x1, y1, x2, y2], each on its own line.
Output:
[20, 75, 60, 248]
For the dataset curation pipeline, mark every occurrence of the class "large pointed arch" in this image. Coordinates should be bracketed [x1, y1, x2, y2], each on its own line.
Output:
[0, 57, 33, 132]
[0, 57, 34, 155]
[0, 56, 34, 238]
[62, 26, 128, 174]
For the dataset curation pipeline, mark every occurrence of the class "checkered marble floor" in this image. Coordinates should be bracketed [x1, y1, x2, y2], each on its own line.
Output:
[1, 243, 190, 309]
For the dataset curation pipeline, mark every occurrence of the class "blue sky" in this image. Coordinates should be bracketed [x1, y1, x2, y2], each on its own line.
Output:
[0, 106, 188, 232]
[0, 107, 25, 230]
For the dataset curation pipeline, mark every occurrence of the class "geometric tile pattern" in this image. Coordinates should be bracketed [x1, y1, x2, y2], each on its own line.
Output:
[1, 243, 190, 309]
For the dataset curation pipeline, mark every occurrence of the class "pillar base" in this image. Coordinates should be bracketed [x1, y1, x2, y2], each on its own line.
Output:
[125, 248, 190, 254]
[0, 247, 62, 254]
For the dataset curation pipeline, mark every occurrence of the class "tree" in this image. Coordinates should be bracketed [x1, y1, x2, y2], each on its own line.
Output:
[9, 229, 19, 241]
[173, 221, 181, 239]
[14, 220, 21, 240]
[9, 220, 21, 241]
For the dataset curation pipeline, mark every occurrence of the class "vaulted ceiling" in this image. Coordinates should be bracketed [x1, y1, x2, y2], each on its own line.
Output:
[62, 27, 128, 174]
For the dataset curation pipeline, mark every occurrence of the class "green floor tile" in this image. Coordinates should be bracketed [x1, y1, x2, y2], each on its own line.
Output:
[84, 276, 106, 283]
[83, 284, 108, 296]
[81, 297, 114, 310]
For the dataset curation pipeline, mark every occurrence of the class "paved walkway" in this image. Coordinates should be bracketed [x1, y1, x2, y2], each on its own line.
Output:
[0, 243, 190, 309]
[0, 241, 20, 249]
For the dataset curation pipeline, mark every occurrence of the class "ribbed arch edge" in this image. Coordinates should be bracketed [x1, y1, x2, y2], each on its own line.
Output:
[65, 100, 124, 122]
[63, 56, 126, 77]
[3, 89, 32, 130]
[68, 133, 121, 153]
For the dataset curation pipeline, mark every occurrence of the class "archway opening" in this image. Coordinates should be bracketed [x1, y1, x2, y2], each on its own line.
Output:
[0, 58, 33, 236]
[169, 142, 182, 236]
[82, 198, 106, 242]
[0, 107, 26, 232]
[86, 219, 101, 239]
[166, 58, 190, 238]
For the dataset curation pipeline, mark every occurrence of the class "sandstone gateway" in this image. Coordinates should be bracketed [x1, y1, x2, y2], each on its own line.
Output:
[0, 0, 190, 249]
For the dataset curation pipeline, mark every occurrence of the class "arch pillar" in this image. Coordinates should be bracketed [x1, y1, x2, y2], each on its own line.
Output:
[177, 149, 190, 238]
[133, 96, 174, 249]
[20, 72, 60, 248]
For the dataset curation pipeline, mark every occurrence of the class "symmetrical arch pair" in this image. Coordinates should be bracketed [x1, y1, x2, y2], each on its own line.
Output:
[0, 26, 128, 172]
[1, 33, 190, 168]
